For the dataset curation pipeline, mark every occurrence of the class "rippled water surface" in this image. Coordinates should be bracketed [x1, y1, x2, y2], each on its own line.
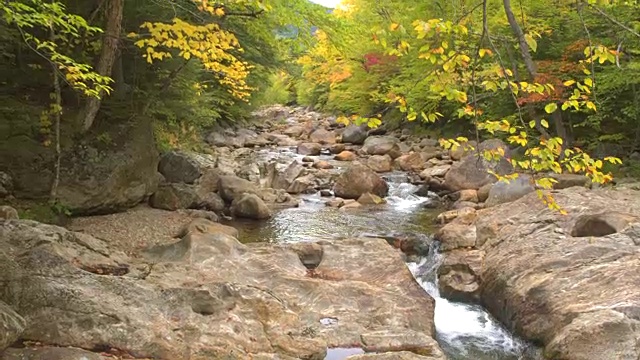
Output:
[229, 148, 541, 359]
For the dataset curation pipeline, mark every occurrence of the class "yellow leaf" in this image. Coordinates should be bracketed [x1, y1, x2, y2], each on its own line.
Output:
[541, 119, 549, 128]
[390, 23, 400, 31]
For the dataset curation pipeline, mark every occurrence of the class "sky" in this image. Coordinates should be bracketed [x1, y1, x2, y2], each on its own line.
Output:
[309, 0, 341, 8]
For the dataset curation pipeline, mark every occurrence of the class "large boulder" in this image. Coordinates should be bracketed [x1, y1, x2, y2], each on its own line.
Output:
[0, 301, 26, 351]
[444, 154, 513, 191]
[149, 183, 199, 211]
[1, 115, 159, 215]
[442, 187, 640, 359]
[333, 163, 389, 199]
[341, 125, 368, 145]
[218, 175, 295, 206]
[394, 153, 424, 172]
[271, 161, 305, 191]
[230, 193, 272, 220]
[0, 220, 438, 359]
[158, 151, 203, 184]
[362, 136, 400, 157]
[485, 174, 535, 207]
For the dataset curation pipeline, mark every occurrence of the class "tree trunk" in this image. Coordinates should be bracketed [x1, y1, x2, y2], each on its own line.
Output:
[49, 26, 62, 200]
[80, 0, 124, 132]
[503, 0, 537, 78]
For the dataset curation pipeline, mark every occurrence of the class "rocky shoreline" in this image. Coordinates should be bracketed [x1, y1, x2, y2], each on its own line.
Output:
[1, 105, 639, 359]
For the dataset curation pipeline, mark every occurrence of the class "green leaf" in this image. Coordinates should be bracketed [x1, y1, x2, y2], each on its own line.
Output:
[524, 33, 537, 52]
[544, 103, 558, 114]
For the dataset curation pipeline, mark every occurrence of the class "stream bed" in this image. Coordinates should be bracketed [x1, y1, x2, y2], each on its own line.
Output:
[228, 147, 541, 359]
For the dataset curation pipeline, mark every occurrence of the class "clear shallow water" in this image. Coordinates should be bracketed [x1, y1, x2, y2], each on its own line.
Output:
[229, 158, 540, 359]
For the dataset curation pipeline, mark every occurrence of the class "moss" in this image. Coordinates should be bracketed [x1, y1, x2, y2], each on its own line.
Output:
[6, 199, 70, 225]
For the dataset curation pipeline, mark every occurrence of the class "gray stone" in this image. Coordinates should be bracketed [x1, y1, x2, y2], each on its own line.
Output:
[158, 151, 202, 184]
[0, 301, 26, 351]
[341, 125, 368, 145]
[231, 193, 272, 220]
[297, 143, 322, 156]
[485, 174, 535, 207]
[333, 163, 389, 199]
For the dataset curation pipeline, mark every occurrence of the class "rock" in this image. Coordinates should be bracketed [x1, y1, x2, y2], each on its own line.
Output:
[320, 190, 332, 197]
[453, 189, 479, 203]
[287, 174, 315, 195]
[231, 193, 272, 220]
[394, 153, 424, 172]
[199, 192, 225, 212]
[236, 163, 261, 183]
[175, 218, 239, 239]
[435, 207, 476, 225]
[329, 143, 346, 154]
[477, 183, 492, 203]
[419, 165, 450, 179]
[414, 184, 431, 197]
[485, 174, 535, 207]
[449, 140, 477, 161]
[178, 209, 220, 222]
[455, 187, 640, 359]
[347, 351, 445, 359]
[335, 151, 357, 161]
[326, 198, 345, 207]
[309, 128, 336, 144]
[0, 301, 26, 351]
[333, 163, 389, 199]
[435, 211, 477, 250]
[367, 155, 393, 173]
[437, 250, 484, 303]
[297, 142, 322, 156]
[362, 136, 400, 157]
[283, 125, 305, 138]
[0, 221, 436, 359]
[302, 156, 314, 163]
[0, 172, 13, 198]
[313, 161, 334, 170]
[570, 211, 636, 237]
[1, 346, 108, 360]
[444, 153, 513, 191]
[158, 151, 203, 184]
[549, 173, 591, 189]
[195, 169, 221, 195]
[218, 175, 278, 204]
[419, 138, 438, 148]
[357, 193, 386, 205]
[340, 201, 362, 210]
[272, 161, 305, 191]
[452, 200, 482, 210]
[360, 330, 445, 357]
[150, 183, 199, 211]
[341, 125, 368, 145]
[0, 206, 19, 220]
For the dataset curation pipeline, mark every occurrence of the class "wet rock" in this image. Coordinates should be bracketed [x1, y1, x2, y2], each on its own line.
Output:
[335, 151, 357, 161]
[231, 193, 272, 220]
[329, 143, 346, 154]
[437, 250, 484, 303]
[362, 136, 400, 157]
[236, 163, 261, 183]
[444, 153, 513, 191]
[414, 184, 431, 197]
[457, 187, 640, 359]
[309, 128, 336, 144]
[394, 153, 424, 172]
[333, 163, 389, 199]
[348, 351, 443, 359]
[283, 125, 306, 138]
[0, 301, 26, 351]
[158, 151, 203, 184]
[297, 142, 322, 156]
[340, 201, 362, 210]
[313, 161, 334, 170]
[419, 165, 450, 179]
[341, 125, 368, 145]
[272, 161, 305, 191]
[302, 156, 314, 163]
[485, 174, 535, 207]
[0, 206, 19, 220]
[218, 175, 264, 203]
[360, 330, 445, 358]
[367, 155, 393, 173]
[150, 183, 199, 211]
[357, 193, 386, 205]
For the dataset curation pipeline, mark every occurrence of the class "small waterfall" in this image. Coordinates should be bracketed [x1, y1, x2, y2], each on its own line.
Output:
[386, 179, 437, 210]
[408, 242, 541, 360]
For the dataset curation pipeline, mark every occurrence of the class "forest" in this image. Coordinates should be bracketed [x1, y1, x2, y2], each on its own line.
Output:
[1, 0, 640, 211]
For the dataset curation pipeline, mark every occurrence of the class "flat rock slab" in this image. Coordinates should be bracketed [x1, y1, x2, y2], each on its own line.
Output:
[442, 186, 640, 360]
[0, 220, 436, 360]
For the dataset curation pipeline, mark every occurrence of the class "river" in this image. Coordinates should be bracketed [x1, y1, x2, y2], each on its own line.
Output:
[227, 146, 542, 360]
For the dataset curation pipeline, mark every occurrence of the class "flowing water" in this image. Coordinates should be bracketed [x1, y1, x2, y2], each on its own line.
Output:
[229, 147, 542, 359]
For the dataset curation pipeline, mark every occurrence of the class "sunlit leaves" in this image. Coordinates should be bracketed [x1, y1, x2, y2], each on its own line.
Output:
[130, 18, 251, 99]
